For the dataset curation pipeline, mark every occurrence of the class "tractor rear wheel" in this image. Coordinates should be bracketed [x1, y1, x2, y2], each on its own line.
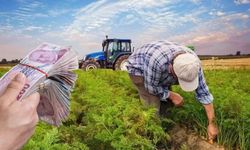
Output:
[114, 55, 130, 71]
[81, 59, 101, 71]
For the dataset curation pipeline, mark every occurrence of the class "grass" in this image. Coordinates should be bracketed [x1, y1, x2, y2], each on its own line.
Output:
[0, 68, 250, 149]
[170, 69, 250, 149]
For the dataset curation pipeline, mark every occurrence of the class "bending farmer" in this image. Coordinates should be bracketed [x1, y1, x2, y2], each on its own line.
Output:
[127, 40, 218, 141]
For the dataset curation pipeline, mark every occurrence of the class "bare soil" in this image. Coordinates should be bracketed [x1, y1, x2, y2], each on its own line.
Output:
[168, 125, 224, 150]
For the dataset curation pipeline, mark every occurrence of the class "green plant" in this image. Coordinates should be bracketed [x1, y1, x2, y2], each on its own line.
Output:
[1, 68, 250, 149]
[170, 69, 250, 149]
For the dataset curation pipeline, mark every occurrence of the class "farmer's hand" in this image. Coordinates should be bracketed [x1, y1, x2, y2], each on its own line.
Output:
[0, 73, 40, 150]
[169, 91, 183, 107]
[207, 122, 218, 144]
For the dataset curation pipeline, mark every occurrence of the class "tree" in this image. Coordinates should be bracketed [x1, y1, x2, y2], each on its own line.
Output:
[10, 59, 20, 63]
[1, 58, 7, 64]
[186, 45, 195, 51]
[236, 51, 241, 56]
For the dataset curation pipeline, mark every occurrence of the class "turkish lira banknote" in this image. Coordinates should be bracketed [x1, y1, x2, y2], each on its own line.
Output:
[0, 43, 78, 126]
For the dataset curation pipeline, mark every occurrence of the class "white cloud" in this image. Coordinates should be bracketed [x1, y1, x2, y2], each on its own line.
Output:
[18, 7, 33, 12]
[64, 0, 204, 45]
[25, 26, 43, 31]
[234, 0, 250, 4]
[48, 8, 76, 17]
[0, 25, 13, 32]
[53, 0, 177, 54]
[33, 13, 48, 18]
[57, 0, 249, 56]
[12, 0, 46, 22]
[168, 12, 250, 54]
[216, 11, 225, 16]
[209, 10, 225, 16]
[28, 1, 44, 9]
[1, 0, 250, 59]
[190, 0, 202, 4]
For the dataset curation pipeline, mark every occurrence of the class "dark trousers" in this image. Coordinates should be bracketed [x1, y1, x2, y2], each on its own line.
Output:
[129, 74, 173, 116]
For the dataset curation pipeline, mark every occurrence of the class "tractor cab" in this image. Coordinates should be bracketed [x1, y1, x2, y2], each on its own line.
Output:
[80, 36, 133, 71]
[102, 38, 132, 69]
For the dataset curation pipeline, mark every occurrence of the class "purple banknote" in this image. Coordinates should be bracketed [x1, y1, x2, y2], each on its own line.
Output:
[0, 43, 78, 126]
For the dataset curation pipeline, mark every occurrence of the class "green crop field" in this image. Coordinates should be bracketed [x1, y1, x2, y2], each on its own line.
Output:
[0, 68, 250, 150]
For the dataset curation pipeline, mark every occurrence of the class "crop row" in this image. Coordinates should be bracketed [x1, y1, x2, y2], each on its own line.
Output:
[0, 68, 249, 149]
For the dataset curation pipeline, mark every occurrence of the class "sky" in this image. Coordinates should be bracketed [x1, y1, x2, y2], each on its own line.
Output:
[0, 0, 250, 60]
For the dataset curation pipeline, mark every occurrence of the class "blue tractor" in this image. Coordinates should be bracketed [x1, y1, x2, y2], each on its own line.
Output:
[80, 36, 133, 71]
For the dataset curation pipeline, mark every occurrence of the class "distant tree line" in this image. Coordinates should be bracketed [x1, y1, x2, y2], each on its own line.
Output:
[0, 58, 20, 64]
[186, 45, 246, 56]
[0, 50, 249, 64]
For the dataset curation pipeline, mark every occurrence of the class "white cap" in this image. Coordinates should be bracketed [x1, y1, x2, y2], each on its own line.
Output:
[173, 53, 201, 92]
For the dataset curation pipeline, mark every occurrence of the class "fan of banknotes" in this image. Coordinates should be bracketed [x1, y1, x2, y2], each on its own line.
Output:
[0, 43, 79, 126]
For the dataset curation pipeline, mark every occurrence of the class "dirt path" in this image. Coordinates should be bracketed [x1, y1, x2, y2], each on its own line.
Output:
[169, 125, 224, 150]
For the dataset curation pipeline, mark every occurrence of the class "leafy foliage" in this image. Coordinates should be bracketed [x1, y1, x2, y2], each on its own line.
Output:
[170, 69, 250, 150]
[65, 70, 170, 149]
[0, 68, 9, 77]
[0, 68, 250, 149]
[186, 45, 195, 51]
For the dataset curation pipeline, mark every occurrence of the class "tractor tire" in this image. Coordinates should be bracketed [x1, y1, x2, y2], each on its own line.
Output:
[114, 55, 130, 71]
[81, 59, 101, 71]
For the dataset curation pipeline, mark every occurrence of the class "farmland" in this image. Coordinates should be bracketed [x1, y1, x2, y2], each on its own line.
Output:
[202, 58, 250, 70]
[0, 58, 250, 149]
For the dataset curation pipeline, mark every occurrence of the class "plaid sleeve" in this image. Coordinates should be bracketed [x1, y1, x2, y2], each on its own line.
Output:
[143, 54, 169, 100]
[195, 68, 214, 104]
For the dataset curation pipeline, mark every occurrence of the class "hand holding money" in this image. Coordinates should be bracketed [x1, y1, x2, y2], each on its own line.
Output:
[0, 43, 79, 126]
[0, 73, 40, 150]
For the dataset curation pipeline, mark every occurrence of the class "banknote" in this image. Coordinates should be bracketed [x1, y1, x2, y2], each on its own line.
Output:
[0, 43, 78, 126]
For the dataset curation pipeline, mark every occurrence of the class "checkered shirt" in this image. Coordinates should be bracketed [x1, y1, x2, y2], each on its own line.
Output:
[127, 40, 213, 104]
